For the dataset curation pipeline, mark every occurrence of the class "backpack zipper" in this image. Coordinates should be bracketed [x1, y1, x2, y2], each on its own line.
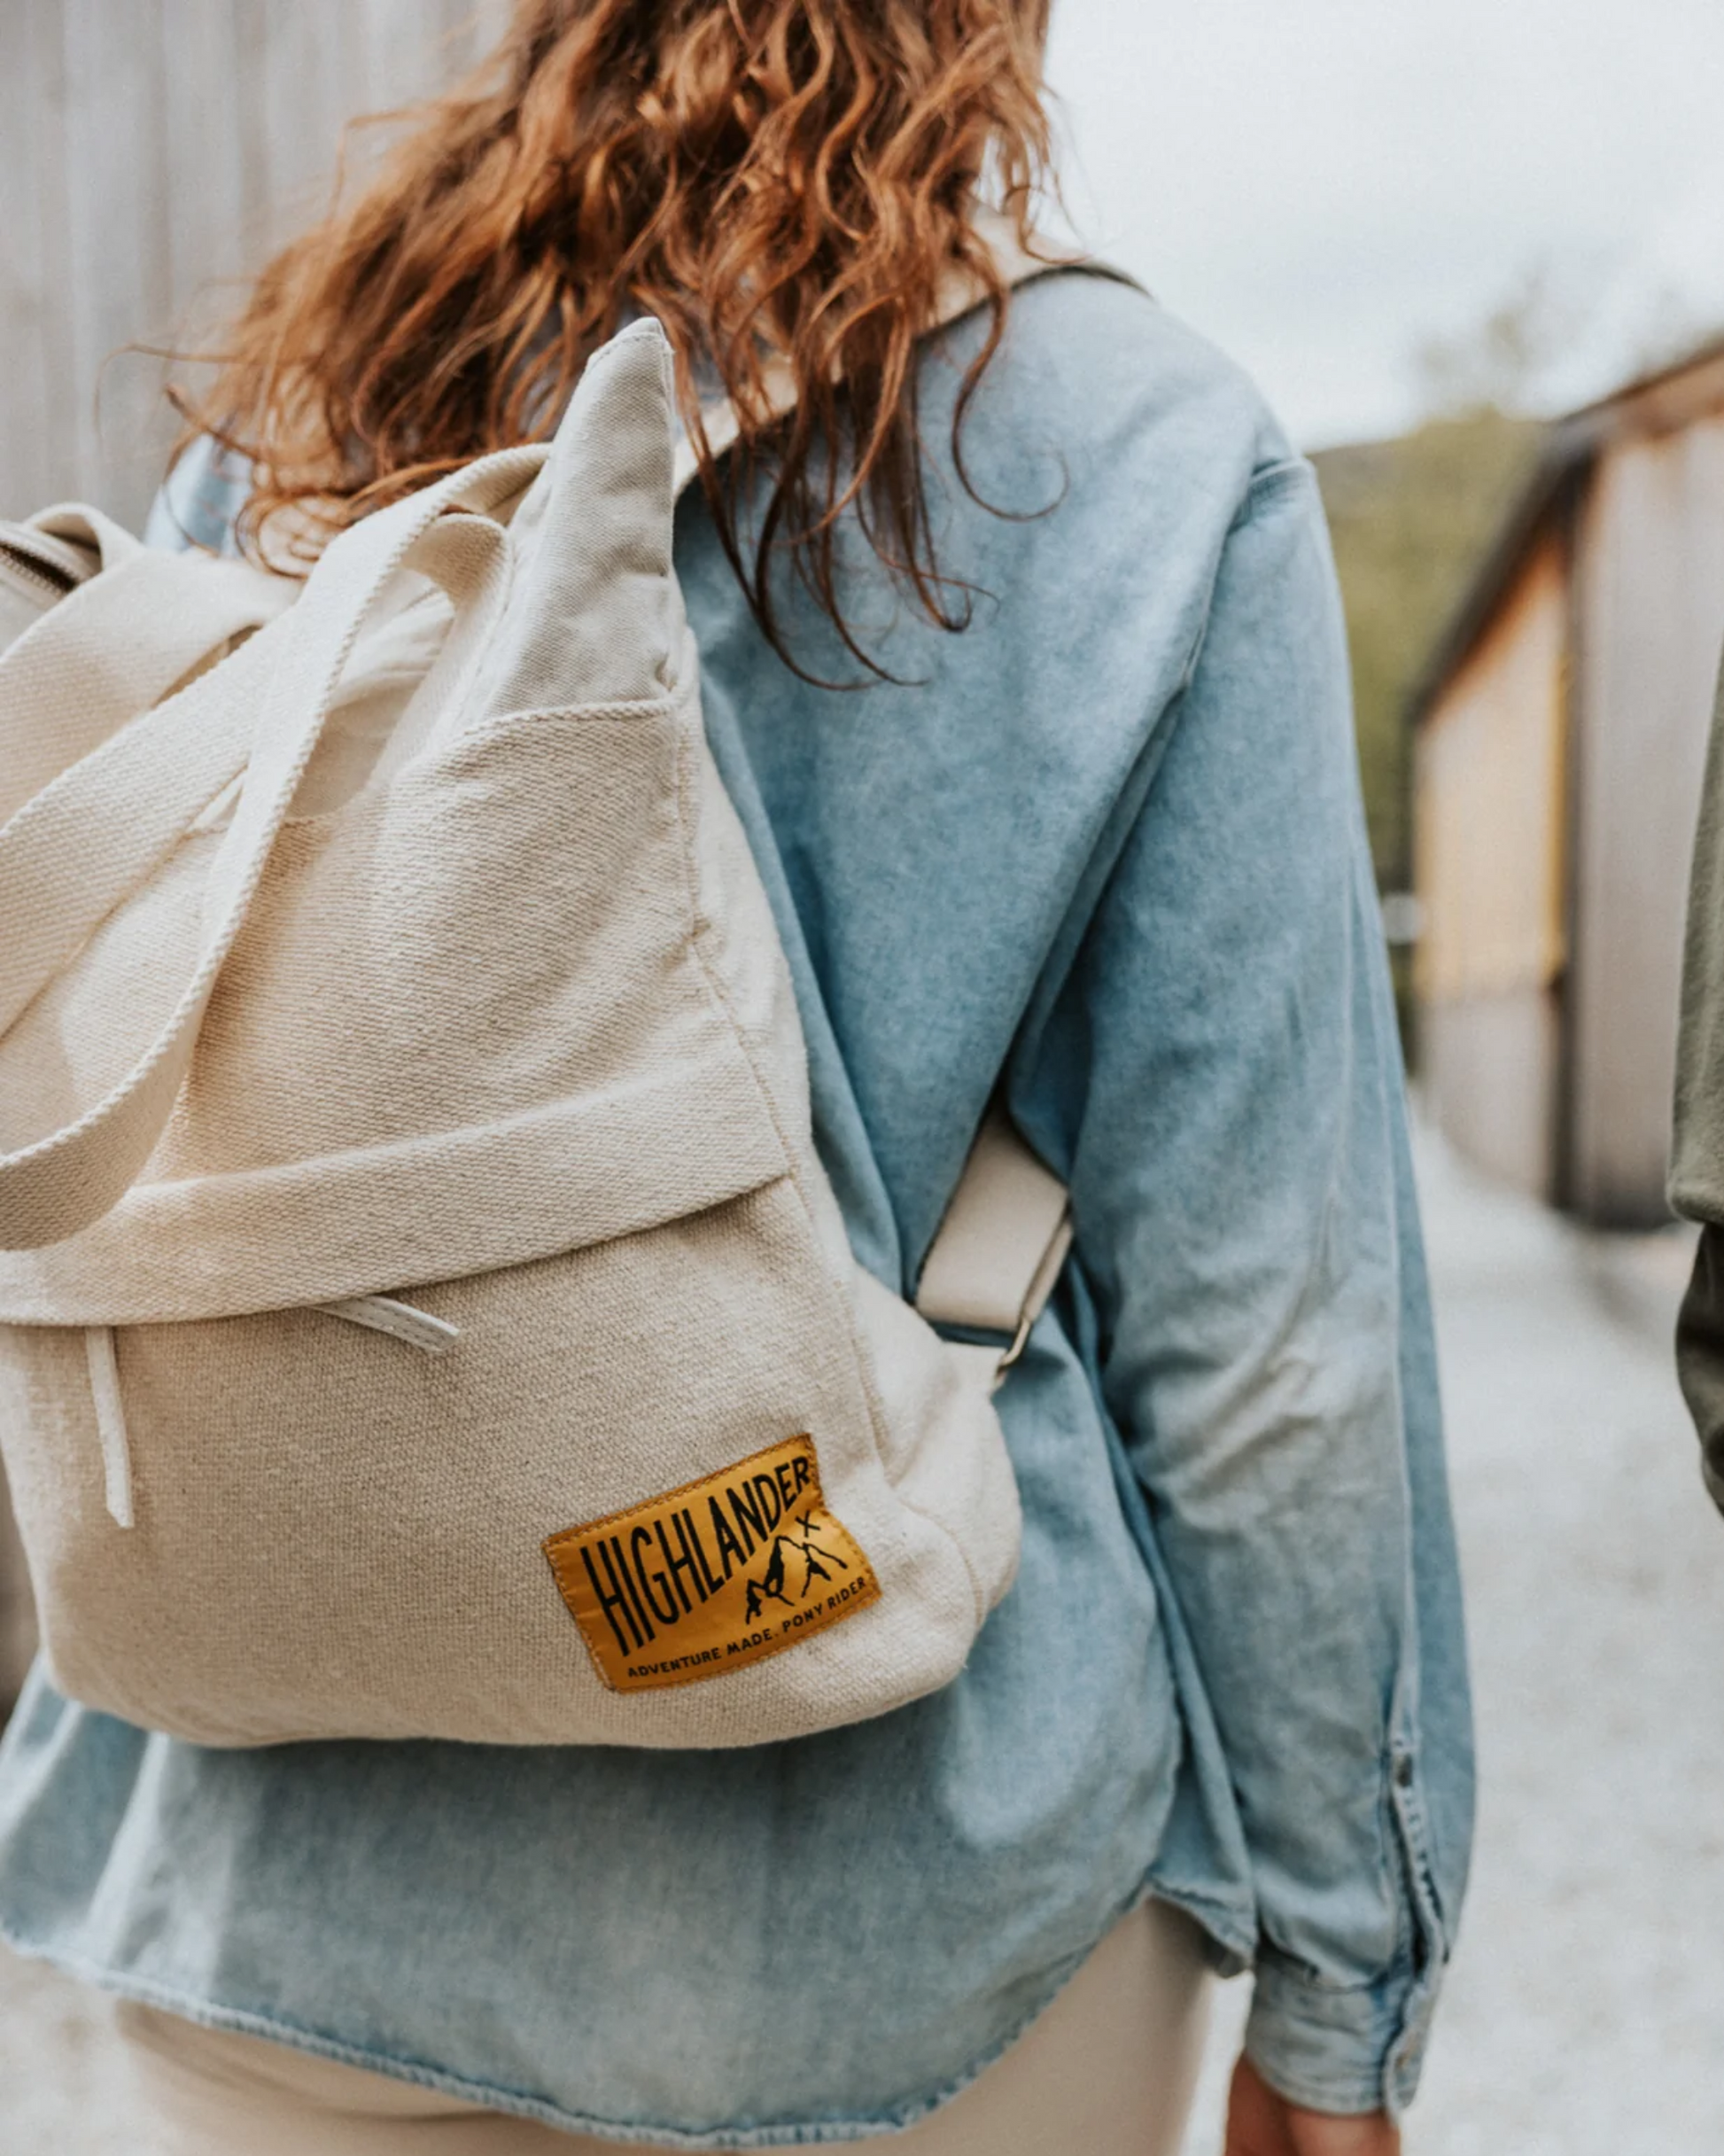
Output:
[0, 520, 97, 607]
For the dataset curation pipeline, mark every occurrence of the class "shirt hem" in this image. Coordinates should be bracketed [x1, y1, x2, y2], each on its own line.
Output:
[1, 1878, 1169, 2149]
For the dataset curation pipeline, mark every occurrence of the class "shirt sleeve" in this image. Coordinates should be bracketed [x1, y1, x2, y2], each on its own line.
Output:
[144, 435, 252, 557]
[1675, 1230, 1724, 1513]
[1669, 651, 1724, 1513]
[1023, 455, 1472, 2114]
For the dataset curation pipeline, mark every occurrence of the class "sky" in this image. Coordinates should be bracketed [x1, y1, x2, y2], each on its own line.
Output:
[1041, 0, 1724, 448]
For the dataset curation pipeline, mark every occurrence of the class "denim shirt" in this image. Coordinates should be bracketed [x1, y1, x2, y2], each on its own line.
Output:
[0, 273, 1472, 2133]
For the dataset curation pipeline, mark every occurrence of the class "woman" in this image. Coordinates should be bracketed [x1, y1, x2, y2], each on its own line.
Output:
[0, 2, 1471, 2151]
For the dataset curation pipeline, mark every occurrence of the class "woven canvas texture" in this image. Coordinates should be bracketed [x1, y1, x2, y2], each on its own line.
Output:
[0, 322, 1021, 1747]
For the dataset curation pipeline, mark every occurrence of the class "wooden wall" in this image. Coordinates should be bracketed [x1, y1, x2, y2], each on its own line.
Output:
[1416, 534, 1571, 1203]
[1414, 354, 1724, 1231]
[1569, 413, 1724, 1226]
[0, 0, 509, 1705]
[0, 0, 508, 530]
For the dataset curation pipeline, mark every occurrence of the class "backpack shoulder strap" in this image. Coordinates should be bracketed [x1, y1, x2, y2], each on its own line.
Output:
[916, 1105, 1073, 1379]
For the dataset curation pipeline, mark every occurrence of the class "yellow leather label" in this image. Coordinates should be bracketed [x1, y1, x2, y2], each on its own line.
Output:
[543, 1436, 880, 1692]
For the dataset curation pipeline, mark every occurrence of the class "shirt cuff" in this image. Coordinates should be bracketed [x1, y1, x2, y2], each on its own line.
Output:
[1244, 1945, 1442, 2120]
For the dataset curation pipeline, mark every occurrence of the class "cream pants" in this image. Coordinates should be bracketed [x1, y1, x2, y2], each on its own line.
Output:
[117, 1901, 1213, 2156]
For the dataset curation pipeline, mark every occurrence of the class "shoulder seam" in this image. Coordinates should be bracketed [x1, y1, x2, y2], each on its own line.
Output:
[1231, 455, 1314, 533]
[1175, 459, 1315, 694]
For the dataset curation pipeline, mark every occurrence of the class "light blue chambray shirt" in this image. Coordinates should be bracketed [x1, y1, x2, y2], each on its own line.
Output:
[0, 273, 1472, 2135]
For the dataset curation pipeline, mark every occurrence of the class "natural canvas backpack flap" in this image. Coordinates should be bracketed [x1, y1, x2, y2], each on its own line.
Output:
[466, 330, 682, 720]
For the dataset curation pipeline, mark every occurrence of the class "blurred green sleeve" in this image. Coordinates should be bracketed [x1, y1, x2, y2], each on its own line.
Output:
[1670, 650, 1724, 1514]
[1677, 1232, 1724, 1514]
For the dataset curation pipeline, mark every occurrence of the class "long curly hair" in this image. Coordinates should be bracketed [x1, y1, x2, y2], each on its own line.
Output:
[174, 0, 1057, 672]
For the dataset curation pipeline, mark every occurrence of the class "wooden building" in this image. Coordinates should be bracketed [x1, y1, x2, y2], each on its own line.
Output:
[1412, 341, 1724, 1226]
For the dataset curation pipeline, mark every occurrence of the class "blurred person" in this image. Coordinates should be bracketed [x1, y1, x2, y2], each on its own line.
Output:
[1672, 664, 1724, 1504]
[0, 3, 1471, 2152]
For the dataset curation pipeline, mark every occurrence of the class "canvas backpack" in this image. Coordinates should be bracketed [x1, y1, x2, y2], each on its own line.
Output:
[0, 300, 1077, 1750]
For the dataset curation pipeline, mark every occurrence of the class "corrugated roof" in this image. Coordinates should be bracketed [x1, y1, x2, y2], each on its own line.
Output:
[1409, 331, 1724, 725]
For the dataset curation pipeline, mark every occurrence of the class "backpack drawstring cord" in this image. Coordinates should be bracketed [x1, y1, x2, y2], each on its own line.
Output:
[84, 1327, 134, 1529]
[84, 1299, 459, 1531]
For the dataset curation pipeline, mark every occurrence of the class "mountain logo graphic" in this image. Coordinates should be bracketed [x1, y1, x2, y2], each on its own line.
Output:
[742, 1513, 851, 1625]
